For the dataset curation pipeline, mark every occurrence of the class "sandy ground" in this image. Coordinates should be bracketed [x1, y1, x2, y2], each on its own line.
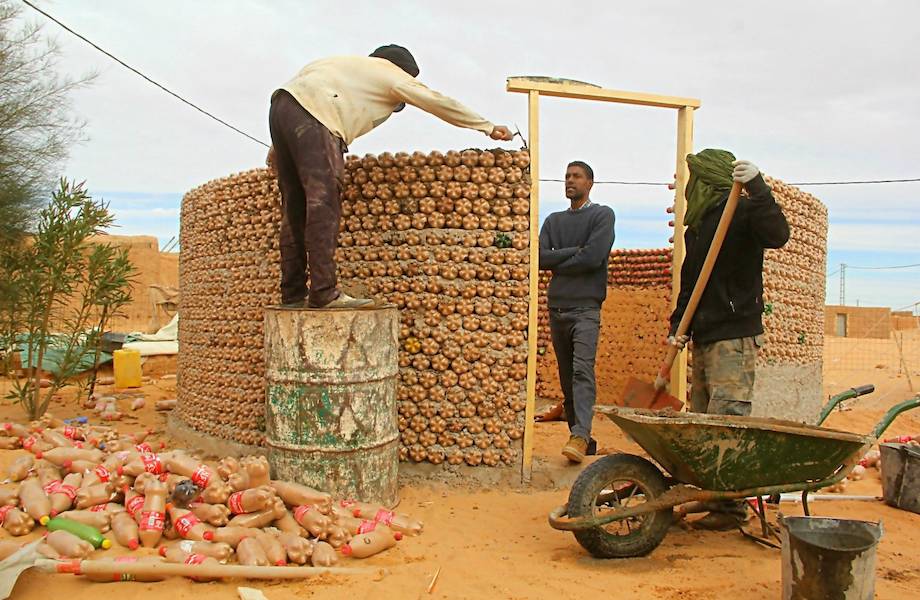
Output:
[0, 354, 918, 599]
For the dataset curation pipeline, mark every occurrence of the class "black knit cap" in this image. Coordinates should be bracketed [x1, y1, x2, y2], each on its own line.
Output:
[369, 44, 420, 77]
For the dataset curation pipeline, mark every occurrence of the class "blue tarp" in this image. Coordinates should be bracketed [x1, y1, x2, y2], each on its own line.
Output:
[16, 334, 112, 376]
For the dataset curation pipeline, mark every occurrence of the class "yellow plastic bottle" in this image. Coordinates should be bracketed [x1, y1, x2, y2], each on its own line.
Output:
[113, 349, 142, 388]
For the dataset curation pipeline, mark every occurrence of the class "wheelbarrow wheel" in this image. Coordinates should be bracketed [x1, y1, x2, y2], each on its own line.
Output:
[567, 453, 671, 558]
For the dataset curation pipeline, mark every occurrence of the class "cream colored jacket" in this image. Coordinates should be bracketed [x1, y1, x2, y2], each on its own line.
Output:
[277, 56, 494, 146]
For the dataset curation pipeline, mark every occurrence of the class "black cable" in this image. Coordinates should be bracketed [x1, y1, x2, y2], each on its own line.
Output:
[847, 263, 920, 270]
[540, 178, 665, 186]
[20, 0, 270, 148]
[540, 177, 920, 187]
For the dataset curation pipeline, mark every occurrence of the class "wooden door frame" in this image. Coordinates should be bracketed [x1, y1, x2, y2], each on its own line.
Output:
[506, 77, 701, 482]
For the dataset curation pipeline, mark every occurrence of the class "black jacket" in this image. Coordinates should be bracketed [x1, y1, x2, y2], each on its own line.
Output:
[669, 174, 789, 344]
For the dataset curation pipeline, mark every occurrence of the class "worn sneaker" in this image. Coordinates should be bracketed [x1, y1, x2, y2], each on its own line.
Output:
[562, 435, 588, 463]
[313, 292, 374, 309]
[691, 511, 745, 531]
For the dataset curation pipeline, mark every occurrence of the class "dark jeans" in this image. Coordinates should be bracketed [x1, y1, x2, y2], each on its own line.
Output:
[549, 307, 600, 440]
[268, 91, 345, 307]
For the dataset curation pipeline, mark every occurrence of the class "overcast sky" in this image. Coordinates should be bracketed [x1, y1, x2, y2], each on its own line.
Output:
[18, 0, 920, 310]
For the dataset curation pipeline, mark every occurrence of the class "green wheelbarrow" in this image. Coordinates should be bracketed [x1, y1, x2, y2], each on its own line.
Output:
[548, 385, 920, 558]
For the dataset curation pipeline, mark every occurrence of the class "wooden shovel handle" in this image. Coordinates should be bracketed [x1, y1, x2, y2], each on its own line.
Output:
[656, 181, 743, 386]
[38, 558, 374, 579]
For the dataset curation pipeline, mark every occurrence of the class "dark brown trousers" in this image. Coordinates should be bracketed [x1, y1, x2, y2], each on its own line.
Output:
[268, 91, 345, 306]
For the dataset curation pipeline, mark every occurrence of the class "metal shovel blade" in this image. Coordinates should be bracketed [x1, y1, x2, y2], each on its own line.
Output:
[0, 541, 41, 600]
[619, 377, 683, 411]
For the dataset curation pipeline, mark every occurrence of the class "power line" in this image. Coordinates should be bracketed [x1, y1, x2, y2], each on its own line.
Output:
[540, 177, 920, 187]
[540, 178, 665, 186]
[20, 0, 270, 148]
[848, 263, 920, 270]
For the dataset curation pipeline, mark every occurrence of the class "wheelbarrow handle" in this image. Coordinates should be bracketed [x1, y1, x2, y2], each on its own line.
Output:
[816, 384, 876, 425]
[871, 395, 920, 440]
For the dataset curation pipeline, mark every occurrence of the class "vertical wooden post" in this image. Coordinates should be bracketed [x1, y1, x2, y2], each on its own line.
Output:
[522, 90, 540, 483]
[669, 106, 695, 404]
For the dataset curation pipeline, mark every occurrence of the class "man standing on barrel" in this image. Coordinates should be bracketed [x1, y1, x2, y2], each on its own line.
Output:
[268, 45, 514, 309]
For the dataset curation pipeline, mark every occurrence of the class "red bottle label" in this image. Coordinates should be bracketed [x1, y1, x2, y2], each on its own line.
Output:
[138, 510, 165, 531]
[55, 484, 77, 501]
[134, 443, 153, 454]
[227, 492, 245, 514]
[63, 426, 78, 439]
[357, 520, 378, 534]
[141, 454, 163, 474]
[94, 465, 111, 482]
[90, 504, 108, 513]
[22, 437, 36, 450]
[174, 513, 201, 537]
[190, 465, 211, 488]
[293, 505, 312, 523]
[374, 508, 396, 526]
[126, 495, 145, 516]
[42, 480, 62, 495]
[185, 553, 207, 566]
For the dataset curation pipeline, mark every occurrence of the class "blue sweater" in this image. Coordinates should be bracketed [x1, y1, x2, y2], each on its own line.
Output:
[538, 203, 616, 308]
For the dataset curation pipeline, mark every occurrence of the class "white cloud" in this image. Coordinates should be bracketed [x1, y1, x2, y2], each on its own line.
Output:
[828, 224, 920, 252]
[14, 0, 917, 307]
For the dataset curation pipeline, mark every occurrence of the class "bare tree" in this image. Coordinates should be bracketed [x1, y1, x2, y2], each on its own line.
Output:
[0, 0, 94, 244]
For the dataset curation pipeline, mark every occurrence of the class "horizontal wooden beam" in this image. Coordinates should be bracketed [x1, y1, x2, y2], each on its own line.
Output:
[506, 77, 700, 109]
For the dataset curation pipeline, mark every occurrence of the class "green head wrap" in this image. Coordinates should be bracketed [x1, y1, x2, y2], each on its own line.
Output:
[684, 148, 735, 230]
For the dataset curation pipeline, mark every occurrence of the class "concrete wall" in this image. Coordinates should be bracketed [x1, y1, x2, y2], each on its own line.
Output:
[61, 235, 179, 334]
[892, 311, 919, 331]
[824, 305, 891, 339]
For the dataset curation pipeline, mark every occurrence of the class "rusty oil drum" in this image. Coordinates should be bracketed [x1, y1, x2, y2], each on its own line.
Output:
[263, 305, 399, 507]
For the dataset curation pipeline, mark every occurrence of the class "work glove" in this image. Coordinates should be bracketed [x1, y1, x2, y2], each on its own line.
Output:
[490, 125, 513, 141]
[667, 334, 689, 350]
[731, 159, 759, 184]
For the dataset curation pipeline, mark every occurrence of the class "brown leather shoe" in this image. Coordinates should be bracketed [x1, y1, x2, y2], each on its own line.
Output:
[562, 435, 588, 463]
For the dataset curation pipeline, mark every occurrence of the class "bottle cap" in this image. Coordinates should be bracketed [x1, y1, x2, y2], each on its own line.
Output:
[128, 539, 139, 550]
[394, 532, 403, 541]
[203, 531, 214, 541]
[275, 560, 286, 566]
[158, 546, 167, 557]
[62, 460, 72, 470]
[101, 538, 112, 549]
[39, 516, 50, 526]
[340, 545, 353, 556]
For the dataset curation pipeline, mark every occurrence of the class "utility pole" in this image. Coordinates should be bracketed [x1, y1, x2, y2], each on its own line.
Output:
[839, 263, 846, 306]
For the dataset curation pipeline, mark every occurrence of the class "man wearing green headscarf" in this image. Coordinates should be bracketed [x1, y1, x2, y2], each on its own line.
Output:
[669, 150, 789, 530]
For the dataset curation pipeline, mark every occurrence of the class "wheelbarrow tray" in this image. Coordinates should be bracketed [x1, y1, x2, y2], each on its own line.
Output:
[597, 406, 868, 491]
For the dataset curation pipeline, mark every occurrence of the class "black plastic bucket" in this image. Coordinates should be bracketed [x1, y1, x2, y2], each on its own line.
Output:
[780, 516, 882, 600]
[880, 442, 920, 514]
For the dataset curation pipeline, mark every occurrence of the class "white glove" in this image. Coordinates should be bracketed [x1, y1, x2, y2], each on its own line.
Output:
[667, 334, 689, 350]
[732, 159, 759, 184]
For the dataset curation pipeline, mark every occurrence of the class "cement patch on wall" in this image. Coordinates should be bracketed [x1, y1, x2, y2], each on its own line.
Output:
[752, 361, 822, 423]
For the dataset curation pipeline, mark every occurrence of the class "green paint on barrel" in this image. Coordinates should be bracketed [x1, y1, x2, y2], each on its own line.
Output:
[264, 305, 400, 507]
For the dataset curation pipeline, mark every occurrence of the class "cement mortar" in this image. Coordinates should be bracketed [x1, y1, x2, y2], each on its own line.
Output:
[166, 413, 264, 459]
[752, 361, 823, 423]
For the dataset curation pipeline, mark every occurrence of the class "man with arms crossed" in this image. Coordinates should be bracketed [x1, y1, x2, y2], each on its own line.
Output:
[539, 161, 615, 463]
